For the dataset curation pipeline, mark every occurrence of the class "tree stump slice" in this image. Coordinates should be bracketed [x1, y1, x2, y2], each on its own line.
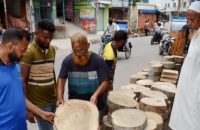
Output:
[137, 71, 149, 77]
[142, 68, 150, 72]
[139, 97, 168, 120]
[102, 115, 113, 130]
[141, 90, 168, 100]
[161, 61, 175, 69]
[148, 71, 162, 77]
[130, 74, 147, 83]
[54, 99, 99, 130]
[150, 60, 161, 65]
[111, 109, 147, 130]
[164, 55, 175, 62]
[145, 112, 163, 130]
[151, 82, 176, 99]
[136, 79, 154, 88]
[109, 89, 136, 99]
[144, 119, 157, 130]
[120, 84, 151, 101]
[150, 64, 163, 72]
[148, 76, 161, 82]
[172, 55, 184, 63]
[107, 93, 138, 113]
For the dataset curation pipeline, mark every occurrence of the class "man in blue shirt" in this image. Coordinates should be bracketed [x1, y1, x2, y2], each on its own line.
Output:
[0, 28, 55, 130]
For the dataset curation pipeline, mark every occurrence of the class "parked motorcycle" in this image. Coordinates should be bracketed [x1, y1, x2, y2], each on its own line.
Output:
[151, 32, 163, 44]
[159, 36, 176, 55]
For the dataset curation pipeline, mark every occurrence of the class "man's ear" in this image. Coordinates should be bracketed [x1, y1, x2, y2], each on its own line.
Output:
[6, 42, 14, 51]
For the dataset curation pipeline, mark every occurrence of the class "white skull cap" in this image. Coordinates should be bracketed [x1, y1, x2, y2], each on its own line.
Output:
[188, 1, 200, 13]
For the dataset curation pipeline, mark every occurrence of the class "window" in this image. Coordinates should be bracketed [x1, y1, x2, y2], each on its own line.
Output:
[173, 2, 176, 7]
[183, 2, 186, 8]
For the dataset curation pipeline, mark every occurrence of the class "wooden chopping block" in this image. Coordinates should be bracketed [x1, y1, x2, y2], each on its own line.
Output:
[136, 79, 154, 88]
[142, 68, 150, 72]
[164, 55, 174, 62]
[130, 74, 147, 83]
[139, 97, 168, 120]
[151, 82, 176, 99]
[109, 89, 136, 99]
[111, 109, 147, 130]
[141, 90, 168, 101]
[145, 112, 163, 130]
[148, 71, 162, 77]
[120, 84, 150, 101]
[137, 71, 149, 77]
[148, 76, 161, 82]
[54, 99, 99, 130]
[150, 60, 161, 65]
[161, 61, 175, 69]
[107, 93, 138, 113]
[144, 119, 157, 130]
[150, 64, 163, 72]
[102, 115, 113, 130]
[172, 55, 184, 63]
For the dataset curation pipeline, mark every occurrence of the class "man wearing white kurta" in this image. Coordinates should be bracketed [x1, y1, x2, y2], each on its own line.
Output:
[169, 1, 200, 130]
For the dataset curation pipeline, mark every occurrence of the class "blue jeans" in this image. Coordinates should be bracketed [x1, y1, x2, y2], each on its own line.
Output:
[35, 103, 56, 130]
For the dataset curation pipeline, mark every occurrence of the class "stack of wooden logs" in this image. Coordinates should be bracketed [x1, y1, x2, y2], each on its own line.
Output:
[102, 56, 186, 130]
[102, 81, 176, 130]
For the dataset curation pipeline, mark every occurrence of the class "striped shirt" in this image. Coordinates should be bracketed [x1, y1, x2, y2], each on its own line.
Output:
[20, 42, 56, 107]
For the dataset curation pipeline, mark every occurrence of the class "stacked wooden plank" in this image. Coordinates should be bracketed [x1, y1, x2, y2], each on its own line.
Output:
[160, 69, 179, 84]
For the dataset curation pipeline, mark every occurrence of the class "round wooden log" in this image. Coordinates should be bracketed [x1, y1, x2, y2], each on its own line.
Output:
[175, 63, 182, 71]
[172, 55, 184, 63]
[141, 90, 168, 100]
[145, 112, 163, 130]
[120, 84, 150, 101]
[164, 55, 174, 62]
[111, 109, 147, 130]
[150, 60, 161, 65]
[148, 71, 162, 77]
[142, 68, 150, 72]
[148, 76, 161, 82]
[150, 64, 163, 72]
[130, 74, 147, 83]
[109, 89, 136, 99]
[137, 71, 149, 77]
[139, 97, 168, 120]
[151, 82, 176, 99]
[54, 99, 99, 130]
[144, 119, 157, 130]
[107, 93, 138, 113]
[136, 79, 154, 88]
[102, 115, 113, 130]
[161, 61, 175, 69]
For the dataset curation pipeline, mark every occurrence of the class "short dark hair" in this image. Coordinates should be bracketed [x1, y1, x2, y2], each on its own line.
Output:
[36, 19, 56, 33]
[1, 28, 31, 44]
[114, 30, 128, 41]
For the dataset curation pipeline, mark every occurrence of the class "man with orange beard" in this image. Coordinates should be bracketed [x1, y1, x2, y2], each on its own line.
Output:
[56, 33, 110, 119]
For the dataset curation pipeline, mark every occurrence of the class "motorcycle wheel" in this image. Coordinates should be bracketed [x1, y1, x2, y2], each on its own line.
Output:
[159, 49, 163, 55]
[151, 39, 154, 45]
[125, 46, 131, 59]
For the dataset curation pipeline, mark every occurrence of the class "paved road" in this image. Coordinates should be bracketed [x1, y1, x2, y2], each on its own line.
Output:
[28, 36, 164, 129]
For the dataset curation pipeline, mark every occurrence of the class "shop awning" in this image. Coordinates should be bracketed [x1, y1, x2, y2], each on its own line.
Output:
[97, 0, 111, 4]
[139, 9, 159, 14]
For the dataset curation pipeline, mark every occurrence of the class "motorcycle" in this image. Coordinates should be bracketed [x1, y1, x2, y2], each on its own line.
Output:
[159, 36, 176, 55]
[151, 32, 163, 44]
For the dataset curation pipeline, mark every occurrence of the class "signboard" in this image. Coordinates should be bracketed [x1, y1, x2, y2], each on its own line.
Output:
[80, 8, 95, 19]
[112, 0, 129, 7]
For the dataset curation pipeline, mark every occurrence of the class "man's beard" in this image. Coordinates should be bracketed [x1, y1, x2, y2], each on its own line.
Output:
[8, 51, 21, 63]
[72, 52, 91, 66]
